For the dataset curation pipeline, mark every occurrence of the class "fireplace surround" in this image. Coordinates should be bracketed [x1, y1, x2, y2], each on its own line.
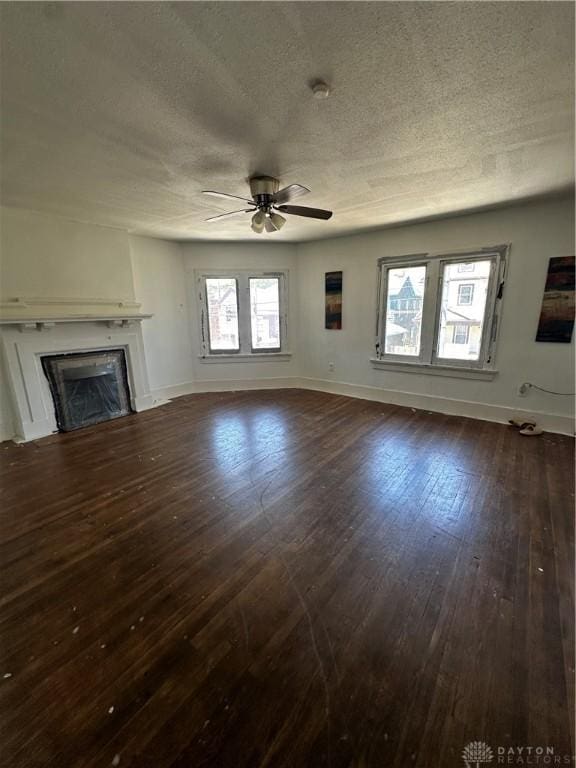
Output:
[0, 311, 158, 442]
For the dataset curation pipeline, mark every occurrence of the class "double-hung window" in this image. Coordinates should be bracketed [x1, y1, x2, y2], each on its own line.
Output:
[197, 270, 289, 358]
[374, 246, 507, 374]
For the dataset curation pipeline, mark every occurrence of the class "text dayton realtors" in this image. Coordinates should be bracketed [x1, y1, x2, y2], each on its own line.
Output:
[495, 745, 573, 764]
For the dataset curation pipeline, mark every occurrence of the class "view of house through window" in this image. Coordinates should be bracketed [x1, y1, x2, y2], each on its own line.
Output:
[453, 324, 470, 344]
[436, 260, 491, 361]
[200, 272, 287, 356]
[384, 265, 426, 355]
[377, 249, 505, 370]
[249, 278, 280, 350]
[457, 283, 474, 305]
[206, 277, 239, 351]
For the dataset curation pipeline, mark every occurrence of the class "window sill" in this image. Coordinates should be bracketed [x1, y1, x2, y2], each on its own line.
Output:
[370, 358, 498, 380]
[199, 352, 293, 363]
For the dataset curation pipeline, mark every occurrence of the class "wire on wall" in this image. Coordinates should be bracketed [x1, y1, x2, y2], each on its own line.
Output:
[522, 382, 575, 396]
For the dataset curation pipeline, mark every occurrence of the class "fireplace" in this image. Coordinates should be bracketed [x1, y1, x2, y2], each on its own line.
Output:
[0, 310, 156, 441]
[42, 349, 132, 432]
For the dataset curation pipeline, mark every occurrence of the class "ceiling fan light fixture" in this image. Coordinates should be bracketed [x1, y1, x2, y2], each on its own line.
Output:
[251, 209, 266, 233]
[204, 176, 333, 230]
[269, 211, 286, 231]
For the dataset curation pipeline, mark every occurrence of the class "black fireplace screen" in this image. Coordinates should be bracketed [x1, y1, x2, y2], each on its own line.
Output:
[42, 349, 132, 432]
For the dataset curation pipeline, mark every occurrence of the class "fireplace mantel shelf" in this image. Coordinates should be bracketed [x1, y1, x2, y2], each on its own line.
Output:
[0, 314, 153, 331]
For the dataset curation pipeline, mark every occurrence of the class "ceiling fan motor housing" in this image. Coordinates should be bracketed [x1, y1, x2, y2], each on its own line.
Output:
[249, 176, 280, 209]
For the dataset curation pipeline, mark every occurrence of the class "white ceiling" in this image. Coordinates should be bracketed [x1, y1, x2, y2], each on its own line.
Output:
[1, 2, 574, 242]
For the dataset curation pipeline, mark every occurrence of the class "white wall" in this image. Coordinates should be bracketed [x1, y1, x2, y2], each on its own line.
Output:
[0, 206, 139, 439]
[0, 197, 573, 439]
[178, 242, 301, 390]
[129, 235, 194, 397]
[0, 206, 135, 301]
[297, 196, 575, 432]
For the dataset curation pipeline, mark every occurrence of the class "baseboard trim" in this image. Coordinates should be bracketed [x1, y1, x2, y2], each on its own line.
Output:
[11, 417, 57, 443]
[195, 377, 300, 393]
[5, 376, 572, 442]
[132, 394, 158, 412]
[151, 375, 573, 436]
[150, 377, 300, 401]
[299, 377, 575, 436]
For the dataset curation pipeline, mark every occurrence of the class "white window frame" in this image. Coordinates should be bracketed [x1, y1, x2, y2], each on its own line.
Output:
[374, 245, 508, 377]
[196, 269, 290, 360]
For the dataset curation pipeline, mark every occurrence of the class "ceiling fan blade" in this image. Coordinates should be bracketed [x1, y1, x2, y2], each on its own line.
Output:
[205, 208, 255, 222]
[276, 205, 333, 220]
[272, 184, 310, 205]
[202, 190, 254, 205]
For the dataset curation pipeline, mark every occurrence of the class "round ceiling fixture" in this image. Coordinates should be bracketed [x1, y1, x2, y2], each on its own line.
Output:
[310, 80, 330, 100]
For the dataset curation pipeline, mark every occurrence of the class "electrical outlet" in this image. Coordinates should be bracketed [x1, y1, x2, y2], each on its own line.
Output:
[328, 362, 335, 372]
[518, 382, 531, 397]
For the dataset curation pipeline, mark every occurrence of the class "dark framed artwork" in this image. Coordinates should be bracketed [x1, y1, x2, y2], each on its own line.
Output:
[535, 256, 575, 343]
[325, 271, 342, 329]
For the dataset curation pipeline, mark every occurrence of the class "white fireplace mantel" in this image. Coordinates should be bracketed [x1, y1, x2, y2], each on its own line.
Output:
[0, 314, 152, 332]
[0, 314, 157, 442]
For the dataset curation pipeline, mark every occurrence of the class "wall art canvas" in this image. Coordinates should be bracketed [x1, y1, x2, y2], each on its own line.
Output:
[535, 256, 575, 343]
[325, 271, 343, 329]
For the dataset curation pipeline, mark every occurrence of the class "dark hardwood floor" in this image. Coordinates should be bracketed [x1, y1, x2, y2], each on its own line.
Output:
[0, 390, 573, 768]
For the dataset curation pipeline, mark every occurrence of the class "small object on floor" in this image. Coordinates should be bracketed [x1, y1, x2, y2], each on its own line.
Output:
[519, 424, 543, 436]
[508, 419, 536, 429]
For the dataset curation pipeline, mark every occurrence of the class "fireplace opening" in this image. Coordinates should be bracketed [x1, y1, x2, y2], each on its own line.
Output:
[42, 349, 132, 432]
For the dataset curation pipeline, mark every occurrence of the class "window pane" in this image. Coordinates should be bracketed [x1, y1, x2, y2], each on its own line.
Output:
[437, 260, 491, 361]
[249, 277, 280, 350]
[384, 265, 426, 356]
[206, 278, 239, 351]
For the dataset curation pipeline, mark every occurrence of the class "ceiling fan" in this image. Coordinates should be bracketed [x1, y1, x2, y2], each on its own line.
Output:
[202, 176, 333, 233]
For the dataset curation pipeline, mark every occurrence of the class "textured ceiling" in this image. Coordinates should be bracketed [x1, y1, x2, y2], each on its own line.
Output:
[1, 2, 574, 242]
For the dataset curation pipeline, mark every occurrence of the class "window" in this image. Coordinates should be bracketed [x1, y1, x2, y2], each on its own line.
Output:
[457, 284, 474, 305]
[452, 324, 470, 344]
[438, 262, 490, 360]
[205, 277, 239, 351]
[250, 277, 280, 351]
[198, 271, 288, 357]
[375, 247, 507, 371]
[383, 265, 426, 356]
